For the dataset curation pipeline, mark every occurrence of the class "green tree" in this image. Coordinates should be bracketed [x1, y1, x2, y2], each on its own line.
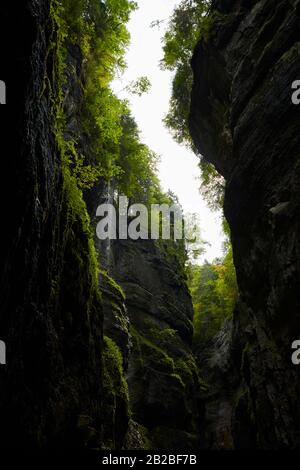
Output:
[184, 213, 206, 261]
[161, 0, 212, 147]
[125, 76, 152, 96]
[116, 111, 162, 203]
[161, 1, 227, 211]
[188, 246, 238, 345]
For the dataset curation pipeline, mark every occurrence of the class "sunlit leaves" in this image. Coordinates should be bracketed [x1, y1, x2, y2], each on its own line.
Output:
[58, 0, 139, 185]
[188, 247, 238, 343]
[116, 112, 162, 202]
[161, 0, 227, 211]
[161, 0, 212, 145]
[125, 76, 152, 96]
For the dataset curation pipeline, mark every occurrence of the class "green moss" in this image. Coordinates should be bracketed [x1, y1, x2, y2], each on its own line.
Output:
[280, 43, 300, 63]
[170, 373, 185, 389]
[131, 323, 207, 401]
[175, 356, 208, 393]
[149, 327, 177, 344]
[147, 323, 207, 392]
[100, 269, 126, 302]
[136, 426, 152, 450]
[103, 336, 129, 401]
[62, 166, 100, 302]
[130, 326, 175, 373]
[102, 336, 130, 449]
[111, 302, 129, 337]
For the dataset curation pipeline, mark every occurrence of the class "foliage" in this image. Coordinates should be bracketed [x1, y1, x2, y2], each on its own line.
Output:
[116, 111, 162, 202]
[198, 160, 225, 211]
[162, 1, 226, 211]
[188, 245, 238, 344]
[103, 336, 129, 401]
[161, 0, 213, 146]
[62, 0, 137, 76]
[125, 76, 152, 96]
[51, 0, 166, 207]
[184, 212, 206, 261]
[51, 0, 137, 188]
[50, 1, 101, 291]
[102, 336, 130, 448]
[51, 0, 194, 282]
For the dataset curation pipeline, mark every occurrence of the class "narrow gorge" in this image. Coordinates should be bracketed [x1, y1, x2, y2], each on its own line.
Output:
[0, 0, 299, 451]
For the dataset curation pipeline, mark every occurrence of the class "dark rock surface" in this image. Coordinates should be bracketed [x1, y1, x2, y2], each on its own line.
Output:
[3, 0, 299, 451]
[195, 320, 236, 450]
[0, 1, 104, 448]
[0, 0, 199, 450]
[190, 0, 300, 449]
[109, 239, 203, 449]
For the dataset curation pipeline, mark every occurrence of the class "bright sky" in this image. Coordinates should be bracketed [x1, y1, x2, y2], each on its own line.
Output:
[112, 0, 224, 262]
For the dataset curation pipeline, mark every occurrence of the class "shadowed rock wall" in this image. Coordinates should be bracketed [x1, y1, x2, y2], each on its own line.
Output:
[190, 0, 300, 449]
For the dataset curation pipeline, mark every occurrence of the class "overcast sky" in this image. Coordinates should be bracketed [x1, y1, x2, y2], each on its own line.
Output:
[112, 0, 224, 262]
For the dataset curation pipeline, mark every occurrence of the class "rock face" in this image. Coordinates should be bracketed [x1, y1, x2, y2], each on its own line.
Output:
[86, 180, 203, 448]
[110, 239, 202, 449]
[190, 0, 300, 449]
[0, 1, 202, 450]
[195, 320, 236, 450]
[6, 0, 300, 451]
[0, 1, 104, 448]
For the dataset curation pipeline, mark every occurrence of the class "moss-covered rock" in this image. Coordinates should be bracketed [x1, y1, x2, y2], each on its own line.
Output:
[100, 269, 131, 370]
[103, 238, 204, 450]
[102, 336, 130, 449]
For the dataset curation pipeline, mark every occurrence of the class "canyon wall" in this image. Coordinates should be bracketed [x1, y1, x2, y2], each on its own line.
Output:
[110, 238, 203, 449]
[2, 0, 299, 450]
[190, 0, 300, 449]
[0, 0, 105, 448]
[0, 0, 202, 449]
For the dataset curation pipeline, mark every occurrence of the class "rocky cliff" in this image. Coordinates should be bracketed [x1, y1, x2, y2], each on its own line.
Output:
[0, 0, 105, 448]
[2, 0, 299, 451]
[190, 0, 300, 449]
[110, 238, 203, 449]
[85, 182, 203, 449]
[0, 0, 202, 450]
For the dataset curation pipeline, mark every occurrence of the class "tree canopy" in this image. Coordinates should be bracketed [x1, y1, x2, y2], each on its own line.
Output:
[188, 245, 238, 346]
[161, 0, 212, 147]
[52, 0, 198, 269]
[51, 0, 239, 346]
[161, 0, 226, 211]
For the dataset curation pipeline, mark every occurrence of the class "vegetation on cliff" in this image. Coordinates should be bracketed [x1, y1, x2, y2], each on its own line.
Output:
[49, 0, 137, 448]
[49, 0, 238, 449]
[161, 0, 212, 146]
[161, 0, 225, 211]
[161, 0, 238, 342]
[102, 336, 130, 449]
[2, 0, 299, 450]
[189, 246, 238, 345]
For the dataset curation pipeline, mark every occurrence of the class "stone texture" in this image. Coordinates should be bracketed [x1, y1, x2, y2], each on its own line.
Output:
[109, 239, 202, 449]
[0, 1, 104, 448]
[190, 0, 300, 449]
[0, 0, 200, 451]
